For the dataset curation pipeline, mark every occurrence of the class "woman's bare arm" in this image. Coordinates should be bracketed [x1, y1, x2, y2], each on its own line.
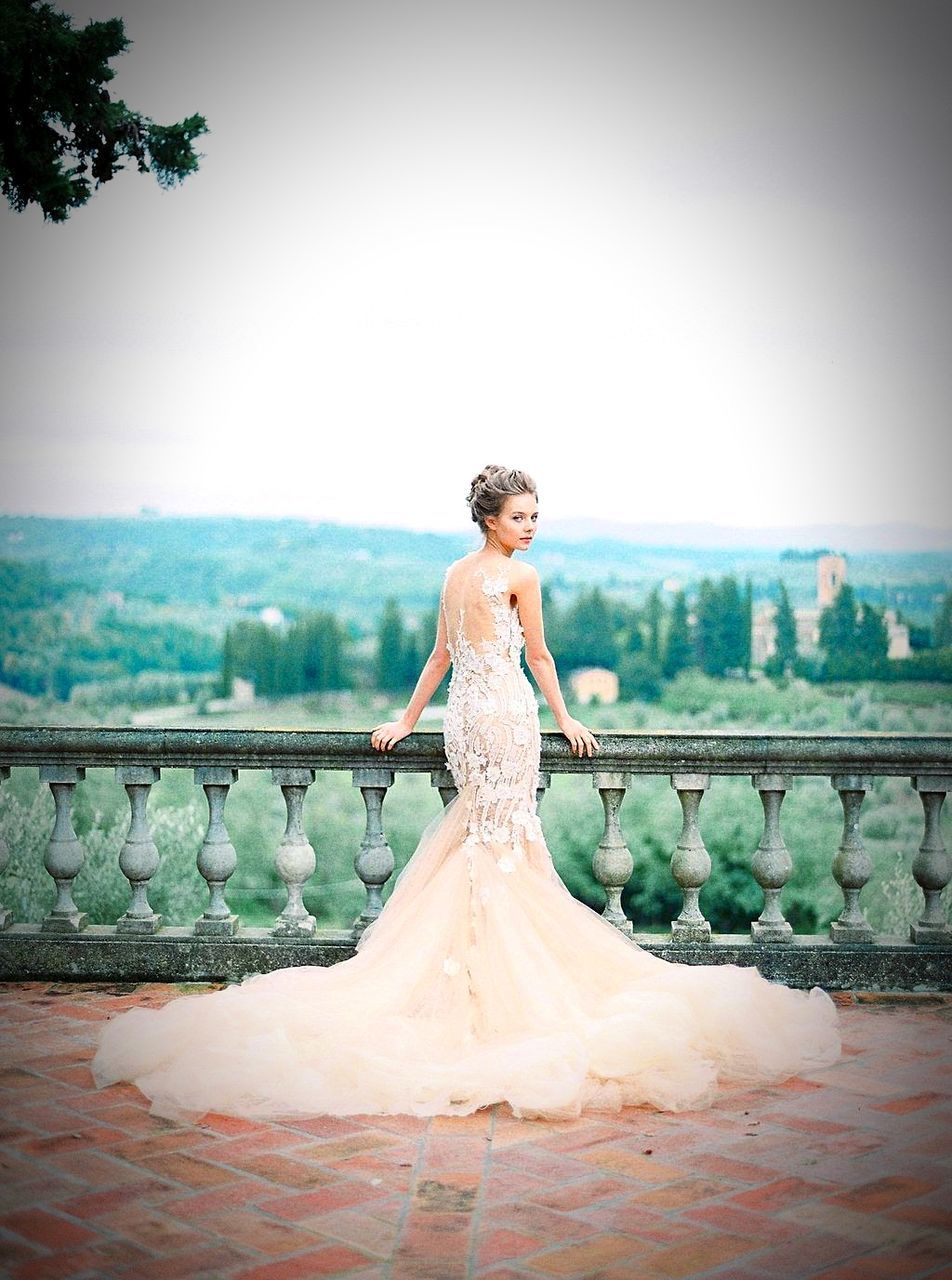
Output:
[512, 564, 599, 757]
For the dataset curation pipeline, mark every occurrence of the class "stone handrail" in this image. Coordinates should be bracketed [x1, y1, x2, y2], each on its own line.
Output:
[0, 726, 949, 989]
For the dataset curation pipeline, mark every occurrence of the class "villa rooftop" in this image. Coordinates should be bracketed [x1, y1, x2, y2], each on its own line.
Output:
[0, 983, 950, 1280]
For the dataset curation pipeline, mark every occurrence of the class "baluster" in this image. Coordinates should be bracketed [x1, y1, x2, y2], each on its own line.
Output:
[750, 773, 793, 942]
[39, 765, 88, 933]
[593, 771, 633, 934]
[830, 774, 874, 942]
[115, 766, 162, 934]
[0, 767, 11, 930]
[910, 775, 952, 944]
[193, 766, 239, 935]
[670, 773, 712, 942]
[270, 768, 317, 937]
[352, 768, 395, 934]
[535, 770, 551, 811]
[430, 768, 458, 807]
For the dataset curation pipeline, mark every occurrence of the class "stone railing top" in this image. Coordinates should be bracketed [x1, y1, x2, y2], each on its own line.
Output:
[0, 725, 950, 777]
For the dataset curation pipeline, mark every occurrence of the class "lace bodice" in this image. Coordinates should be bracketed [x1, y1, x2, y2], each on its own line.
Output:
[444, 564, 526, 675]
[441, 558, 544, 864]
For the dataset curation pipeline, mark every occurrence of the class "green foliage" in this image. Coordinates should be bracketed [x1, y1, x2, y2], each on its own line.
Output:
[819, 582, 859, 656]
[935, 589, 952, 648]
[551, 587, 619, 670]
[69, 669, 217, 711]
[0, 0, 207, 221]
[0, 586, 218, 699]
[372, 598, 436, 696]
[223, 612, 348, 696]
[772, 579, 799, 673]
[817, 585, 892, 680]
[694, 575, 748, 676]
[0, 558, 62, 607]
[742, 577, 753, 672]
[856, 602, 889, 659]
[617, 650, 663, 702]
[661, 590, 692, 679]
[1, 518, 949, 716]
[884, 648, 952, 683]
[376, 598, 409, 693]
[644, 586, 663, 665]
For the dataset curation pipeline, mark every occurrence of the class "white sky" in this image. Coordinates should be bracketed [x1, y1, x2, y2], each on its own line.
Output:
[1, 0, 950, 537]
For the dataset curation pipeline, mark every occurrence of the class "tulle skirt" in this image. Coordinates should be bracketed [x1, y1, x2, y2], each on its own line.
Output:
[91, 790, 842, 1123]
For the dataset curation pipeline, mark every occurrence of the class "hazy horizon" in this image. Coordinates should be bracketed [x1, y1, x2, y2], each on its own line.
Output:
[2, 508, 950, 555]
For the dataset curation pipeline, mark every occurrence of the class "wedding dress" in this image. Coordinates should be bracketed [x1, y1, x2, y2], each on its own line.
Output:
[91, 556, 841, 1122]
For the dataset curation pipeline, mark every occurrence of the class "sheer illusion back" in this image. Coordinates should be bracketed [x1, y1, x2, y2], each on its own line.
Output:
[441, 557, 545, 866]
[91, 553, 842, 1124]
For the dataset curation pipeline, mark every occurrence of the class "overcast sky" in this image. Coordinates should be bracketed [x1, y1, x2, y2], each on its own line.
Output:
[2, 0, 951, 540]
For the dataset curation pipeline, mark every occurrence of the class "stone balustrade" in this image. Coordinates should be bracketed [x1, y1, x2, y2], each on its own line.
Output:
[0, 726, 950, 989]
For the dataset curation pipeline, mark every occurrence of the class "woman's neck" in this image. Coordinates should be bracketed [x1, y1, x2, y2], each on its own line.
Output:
[481, 536, 513, 559]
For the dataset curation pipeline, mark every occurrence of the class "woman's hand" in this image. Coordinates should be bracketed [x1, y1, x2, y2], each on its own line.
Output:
[371, 718, 412, 752]
[558, 716, 600, 757]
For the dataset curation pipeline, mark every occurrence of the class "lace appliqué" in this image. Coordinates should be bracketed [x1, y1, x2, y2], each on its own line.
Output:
[442, 563, 543, 880]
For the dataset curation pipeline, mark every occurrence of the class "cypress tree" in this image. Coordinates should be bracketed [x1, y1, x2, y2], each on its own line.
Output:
[819, 583, 858, 660]
[375, 598, 407, 693]
[694, 579, 720, 675]
[774, 581, 798, 673]
[934, 589, 952, 648]
[644, 586, 663, 665]
[662, 590, 692, 679]
[742, 577, 753, 674]
[563, 587, 617, 669]
[856, 603, 889, 660]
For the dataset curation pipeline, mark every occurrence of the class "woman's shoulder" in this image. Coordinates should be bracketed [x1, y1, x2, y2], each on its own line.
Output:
[509, 559, 539, 588]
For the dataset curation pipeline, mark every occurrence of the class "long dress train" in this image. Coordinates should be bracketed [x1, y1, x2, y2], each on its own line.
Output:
[91, 556, 842, 1122]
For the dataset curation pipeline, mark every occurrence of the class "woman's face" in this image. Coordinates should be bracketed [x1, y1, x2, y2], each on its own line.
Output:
[486, 491, 538, 553]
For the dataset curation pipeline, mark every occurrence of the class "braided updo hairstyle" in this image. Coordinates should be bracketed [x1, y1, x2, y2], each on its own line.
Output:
[466, 465, 537, 534]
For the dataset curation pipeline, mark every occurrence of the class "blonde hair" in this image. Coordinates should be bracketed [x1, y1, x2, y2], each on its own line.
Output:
[466, 465, 537, 533]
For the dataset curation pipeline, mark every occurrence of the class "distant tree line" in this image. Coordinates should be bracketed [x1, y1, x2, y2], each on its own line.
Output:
[3, 553, 950, 706]
[0, 560, 218, 700]
[348, 575, 952, 703]
[218, 614, 349, 698]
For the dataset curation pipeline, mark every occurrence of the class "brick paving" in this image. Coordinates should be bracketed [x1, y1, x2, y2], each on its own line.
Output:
[0, 982, 950, 1279]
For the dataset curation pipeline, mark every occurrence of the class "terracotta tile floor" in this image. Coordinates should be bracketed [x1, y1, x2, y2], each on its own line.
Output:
[0, 983, 950, 1279]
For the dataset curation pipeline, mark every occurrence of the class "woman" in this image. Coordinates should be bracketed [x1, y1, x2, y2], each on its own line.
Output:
[92, 466, 841, 1122]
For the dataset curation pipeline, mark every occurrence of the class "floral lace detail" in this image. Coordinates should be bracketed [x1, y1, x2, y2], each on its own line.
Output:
[442, 562, 543, 870]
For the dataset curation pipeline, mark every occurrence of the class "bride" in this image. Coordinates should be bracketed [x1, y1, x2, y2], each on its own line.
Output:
[91, 465, 841, 1122]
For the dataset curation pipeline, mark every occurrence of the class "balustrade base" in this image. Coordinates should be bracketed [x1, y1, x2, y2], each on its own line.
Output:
[830, 921, 876, 944]
[1, 925, 949, 990]
[40, 913, 88, 934]
[272, 917, 317, 939]
[750, 920, 794, 943]
[116, 914, 162, 935]
[671, 920, 712, 942]
[910, 922, 952, 945]
[194, 915, 239, 937]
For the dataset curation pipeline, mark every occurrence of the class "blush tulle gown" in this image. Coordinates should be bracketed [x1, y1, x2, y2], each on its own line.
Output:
[92, 556, 842, 1122]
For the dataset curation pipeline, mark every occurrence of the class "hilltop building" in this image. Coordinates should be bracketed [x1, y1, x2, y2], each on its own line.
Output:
[569, 667, 619, 705]
[751, 554, 910, 669]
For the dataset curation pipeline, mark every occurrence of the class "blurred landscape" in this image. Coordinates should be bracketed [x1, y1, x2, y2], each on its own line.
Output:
[1, 512, 949, 939]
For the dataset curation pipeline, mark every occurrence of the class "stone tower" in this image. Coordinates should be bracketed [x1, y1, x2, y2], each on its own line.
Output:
[817, 553, 847, 607]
